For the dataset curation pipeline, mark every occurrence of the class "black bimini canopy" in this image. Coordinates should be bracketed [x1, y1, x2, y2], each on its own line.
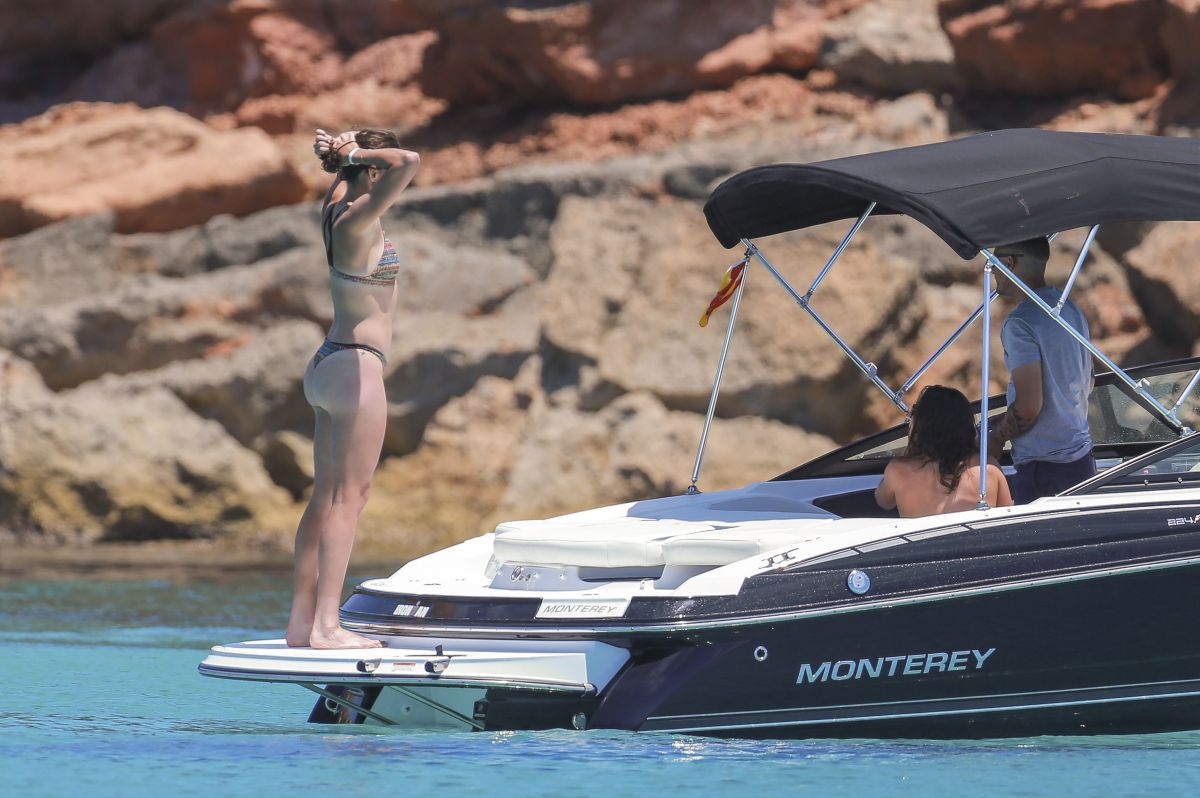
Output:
[704, 129, 1200, 259]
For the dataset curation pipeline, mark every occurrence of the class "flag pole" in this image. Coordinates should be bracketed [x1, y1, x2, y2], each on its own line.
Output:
[688, 252, 750, 494]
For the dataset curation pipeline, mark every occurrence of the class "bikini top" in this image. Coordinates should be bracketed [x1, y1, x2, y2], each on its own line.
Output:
[323, 203, 400, 286]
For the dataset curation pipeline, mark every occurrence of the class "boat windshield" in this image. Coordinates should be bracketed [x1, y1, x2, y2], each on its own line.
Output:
[1069, 426, 1200, 495]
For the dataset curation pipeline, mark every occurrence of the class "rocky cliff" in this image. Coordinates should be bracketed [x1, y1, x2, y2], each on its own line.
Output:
[2, 0, 1198, 561]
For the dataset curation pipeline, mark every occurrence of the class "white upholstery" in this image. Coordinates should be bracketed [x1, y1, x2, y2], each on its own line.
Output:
[494, 516, 846, 569]
[660, 524, 837, 566]
[492, 484, 855, 570]
[493, 518, 717, 568]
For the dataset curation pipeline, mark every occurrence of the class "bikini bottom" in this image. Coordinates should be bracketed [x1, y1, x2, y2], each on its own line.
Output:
[311, 339, 388, 370]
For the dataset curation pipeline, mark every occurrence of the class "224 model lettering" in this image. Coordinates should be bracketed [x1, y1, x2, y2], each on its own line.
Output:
[796, 648, 996, 685]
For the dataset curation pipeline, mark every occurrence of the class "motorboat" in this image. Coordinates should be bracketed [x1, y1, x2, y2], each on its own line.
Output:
[201, 129, 1200, 737]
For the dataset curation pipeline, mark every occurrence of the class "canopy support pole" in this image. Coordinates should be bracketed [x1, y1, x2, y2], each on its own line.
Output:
[977, 258, 994, 510]
[1169, 370, 1200, 435]
[1054, 224, 1099, 315]
[688, 253, 750, 494]
[743, 234, 909, 415]
[984, 251, 1185, 435]
[804, 202, 876, 300]
[901, 290, 998, 395]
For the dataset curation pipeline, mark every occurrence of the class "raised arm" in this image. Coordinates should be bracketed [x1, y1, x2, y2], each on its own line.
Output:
[314, 128, 420, 235]
[338, 148, 417, 232]
[341, 149, 419, 225]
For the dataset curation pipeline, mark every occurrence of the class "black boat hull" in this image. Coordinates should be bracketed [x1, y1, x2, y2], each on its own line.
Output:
[328, 498, 1200, 737]
[592, 559, 1200, 736]
[322, 558, 1200, 736]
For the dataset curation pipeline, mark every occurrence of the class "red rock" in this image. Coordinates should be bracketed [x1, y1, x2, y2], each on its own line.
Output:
[0, 103, 308, 236]
[418, 0, 840, 106]
[148, 3, 442, 118]
[236, 81, 443, 140]
[64, 42, 187, 110]
[1124, 222, 1200, 348]
[1163, 0, 1200, 79]
[150, 0, 342, 113]
[1159, 0, 1200, 126]
[0, 377, 294, 543]
[938, 0, 1168, 100]
[342, 31, 438, 86]
[1047, 230, 1147, 339]
[0, 0, 446, 126]
[410, 74, 821, 186]
[822, 0, 959, 94]
[1045, 96, 1158, 135]
[1082, 281, 1147, 338]
[5, 0, 438, 119]
[331, 0, 440, 49]
[0, 0, 195, 57]
[235, 32, 444, 135]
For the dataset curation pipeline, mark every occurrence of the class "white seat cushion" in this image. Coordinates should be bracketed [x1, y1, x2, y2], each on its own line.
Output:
[661, 523, 837, 566]
[493, 515, 849, 569]
[494, 518, 720, 568]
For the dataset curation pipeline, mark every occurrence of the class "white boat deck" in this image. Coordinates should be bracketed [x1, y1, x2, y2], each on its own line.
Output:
[199, 638, 629, 693]
[364, 484, 1187, 601]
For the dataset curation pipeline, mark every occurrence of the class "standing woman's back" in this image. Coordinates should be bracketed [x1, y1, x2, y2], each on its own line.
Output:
[285, 128, 421, 650]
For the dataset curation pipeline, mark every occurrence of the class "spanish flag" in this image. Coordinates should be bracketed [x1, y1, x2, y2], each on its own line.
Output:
[699, 258, 747, 327]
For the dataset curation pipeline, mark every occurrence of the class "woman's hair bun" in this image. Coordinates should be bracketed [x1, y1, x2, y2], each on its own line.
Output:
[319, 149, 341, 173]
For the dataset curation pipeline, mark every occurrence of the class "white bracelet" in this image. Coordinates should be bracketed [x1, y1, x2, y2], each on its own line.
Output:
[347, 147, 361, 165]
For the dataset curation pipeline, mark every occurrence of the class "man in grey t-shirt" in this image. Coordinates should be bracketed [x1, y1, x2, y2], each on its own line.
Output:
[989, 238, 1096, 503]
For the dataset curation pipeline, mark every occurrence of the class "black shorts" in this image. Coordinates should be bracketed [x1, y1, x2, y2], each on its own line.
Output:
[1011, 454, 1097, 504]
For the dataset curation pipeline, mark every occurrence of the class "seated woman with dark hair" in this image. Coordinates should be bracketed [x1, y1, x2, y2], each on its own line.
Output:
[875, 385, 1013, 517]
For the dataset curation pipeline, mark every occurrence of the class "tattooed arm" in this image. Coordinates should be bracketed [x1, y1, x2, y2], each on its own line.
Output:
[991, 361, 1043, 449]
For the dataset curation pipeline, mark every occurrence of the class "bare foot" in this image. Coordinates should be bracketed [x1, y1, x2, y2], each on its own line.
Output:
[309, 626, 384, 650]
[286, 611, 314, 647]
[285, 627, 310, 648]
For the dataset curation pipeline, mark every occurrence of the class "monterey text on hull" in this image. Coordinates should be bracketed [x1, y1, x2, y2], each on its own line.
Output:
[201, 129, 1200, 737]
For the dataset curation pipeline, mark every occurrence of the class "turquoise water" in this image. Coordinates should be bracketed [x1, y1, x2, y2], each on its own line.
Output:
[3, 577, 1200, 797]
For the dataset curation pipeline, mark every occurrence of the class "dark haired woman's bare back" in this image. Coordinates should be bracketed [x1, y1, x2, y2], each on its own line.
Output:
[285, 129, 420, 650]
[875, 455, 1013, 518]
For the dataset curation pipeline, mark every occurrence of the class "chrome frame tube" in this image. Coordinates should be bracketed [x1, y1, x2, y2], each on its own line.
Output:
[985, 251, 1185, 434]
[901, 290, 998, 395]
[1169, 368, 1200, 431]
[689, 259, 750, 493]
[744, 238, 908, 414]
[804, 202, 877, 300]
[1054, 224, 1099, 315]
[301, 683, 397, 725]
[977, 259, 993, 510]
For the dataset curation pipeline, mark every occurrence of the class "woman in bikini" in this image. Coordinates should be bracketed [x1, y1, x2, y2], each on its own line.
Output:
[286, 128, 420, 649]
[875, 385, 1013, 518]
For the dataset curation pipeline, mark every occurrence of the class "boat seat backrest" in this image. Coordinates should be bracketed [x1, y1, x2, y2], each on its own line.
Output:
[492, 515, 881, 569]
